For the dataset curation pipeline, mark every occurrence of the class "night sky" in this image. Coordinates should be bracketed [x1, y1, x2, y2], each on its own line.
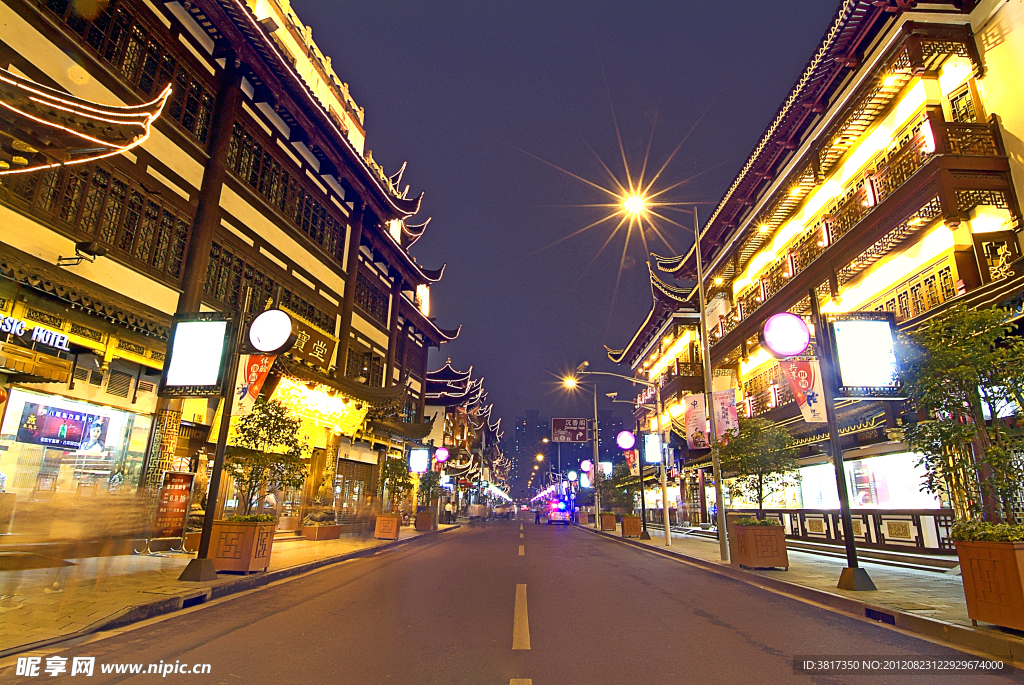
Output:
[293, 0, 837, 434]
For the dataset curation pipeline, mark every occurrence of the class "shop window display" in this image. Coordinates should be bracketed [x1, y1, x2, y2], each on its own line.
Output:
[0, 388, 152, 499]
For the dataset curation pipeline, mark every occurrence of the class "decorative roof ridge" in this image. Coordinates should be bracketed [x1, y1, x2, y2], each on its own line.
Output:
[648, 261, 695, 303]
[218, 0, 422, 217]
[426, 359, 473, 382]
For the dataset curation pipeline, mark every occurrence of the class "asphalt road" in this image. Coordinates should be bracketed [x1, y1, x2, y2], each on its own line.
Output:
[3, 519, 1020, 685]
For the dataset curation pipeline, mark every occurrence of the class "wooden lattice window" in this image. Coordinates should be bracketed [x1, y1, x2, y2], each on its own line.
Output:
[949, 85, 978, 124]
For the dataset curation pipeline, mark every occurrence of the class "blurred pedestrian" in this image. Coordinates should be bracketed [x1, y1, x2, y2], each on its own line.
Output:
[534, 507, 541, 525]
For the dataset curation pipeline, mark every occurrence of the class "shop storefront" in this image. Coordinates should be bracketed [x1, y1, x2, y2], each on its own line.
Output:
[0, 387, 151, 498]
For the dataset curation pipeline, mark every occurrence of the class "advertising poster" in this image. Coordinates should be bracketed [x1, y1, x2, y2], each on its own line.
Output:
[153, 471, 195, 539]
[684, 395, 709, 449]
[623, 449, 640, 476]
[232, 354, 276, 416]
[781, 357, 827, 424]
[712, 389, 739, 436]
[16, 403, 110, 451]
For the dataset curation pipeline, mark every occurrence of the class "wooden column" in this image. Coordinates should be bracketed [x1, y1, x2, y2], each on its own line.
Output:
[336, 202, 366, 378]
[138, 56, 243, 492]
[384, 275, 404, 386]
[178, 56, 244, 314]
[417, 341, 429, 422]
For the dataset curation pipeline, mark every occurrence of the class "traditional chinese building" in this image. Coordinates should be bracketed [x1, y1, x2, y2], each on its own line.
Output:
[645, 0, 1024, 549]
[424, 360, 507, 501]
[605, 263, 705, 523]
[0, 0, 459, 529]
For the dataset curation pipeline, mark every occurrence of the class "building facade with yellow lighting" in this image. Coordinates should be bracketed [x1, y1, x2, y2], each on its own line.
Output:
[0, 0, 459, 535]
[615, 0, 1024, 550]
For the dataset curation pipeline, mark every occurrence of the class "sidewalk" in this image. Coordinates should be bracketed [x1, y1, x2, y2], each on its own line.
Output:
[0, 524, 458, 657]
[581, 522, 1024, 661]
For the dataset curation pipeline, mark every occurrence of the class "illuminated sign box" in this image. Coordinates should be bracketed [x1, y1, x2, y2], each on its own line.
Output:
[409, 449, 430, 473]
[158, 314, 234, 398]
[829, 313, 903, 399]
[643, 432, 662, 464]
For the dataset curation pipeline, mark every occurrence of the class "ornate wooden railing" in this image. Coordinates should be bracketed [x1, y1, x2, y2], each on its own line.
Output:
[713, 109, 1004, 348]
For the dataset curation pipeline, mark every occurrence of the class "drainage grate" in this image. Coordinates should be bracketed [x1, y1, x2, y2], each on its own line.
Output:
[865, 607, 896, 625]
[181, 595, 206, 609]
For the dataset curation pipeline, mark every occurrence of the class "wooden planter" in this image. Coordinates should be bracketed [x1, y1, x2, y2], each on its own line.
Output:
[302, 524, 342, 541]
[957, 540, 1024, 631]
[731, 524, 788, 570]
[577, 512, 589, 526]
[415, 511, 436, 531]
[209, 520, 277, 574]
[600, 513, 617, 531]
[621, 515, 643, 538]
[374, 514, 402, 540]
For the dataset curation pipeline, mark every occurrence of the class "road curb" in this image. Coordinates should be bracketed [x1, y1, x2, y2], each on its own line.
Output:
[576, 523, 1024, 662]
[0, 525, 460, 659]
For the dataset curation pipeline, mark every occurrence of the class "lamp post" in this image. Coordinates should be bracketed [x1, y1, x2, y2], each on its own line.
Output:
[566, 364, 671, 546]
[692, 208, 729, 562]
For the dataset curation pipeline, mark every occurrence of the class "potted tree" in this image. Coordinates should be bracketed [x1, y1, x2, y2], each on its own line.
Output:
[212, 398, 307, 573]
[716, 416, 798, 570]
[900, 305, 1024, 628]
[598, 463, 640, 532]
[415, 470, 441, 531]
[375, 457, 412, 539]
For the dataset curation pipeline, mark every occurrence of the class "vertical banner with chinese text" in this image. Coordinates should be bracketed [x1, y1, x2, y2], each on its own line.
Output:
[684, 395, 709, 449]
[781, 357, 827, 424]
[712, 389, 740, 437]
[232, 354, 276, 416]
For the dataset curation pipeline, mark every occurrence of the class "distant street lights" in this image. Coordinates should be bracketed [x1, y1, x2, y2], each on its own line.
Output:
[563, 362, 672, 547]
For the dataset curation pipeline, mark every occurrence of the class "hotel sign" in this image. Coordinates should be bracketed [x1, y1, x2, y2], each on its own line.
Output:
[1, 315, 71, 352]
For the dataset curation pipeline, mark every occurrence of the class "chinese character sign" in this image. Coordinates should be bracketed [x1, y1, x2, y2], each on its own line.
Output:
[782, 357, 827, 424]
[684, 395, 709, 450]
[285, 315, 337, 371]
[153, 471, 195, 539]
[232, 354, 276, 416]
[551, 418, 589, 442]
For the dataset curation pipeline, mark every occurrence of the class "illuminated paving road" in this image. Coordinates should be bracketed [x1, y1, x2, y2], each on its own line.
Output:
[6, 521, 1017, 685]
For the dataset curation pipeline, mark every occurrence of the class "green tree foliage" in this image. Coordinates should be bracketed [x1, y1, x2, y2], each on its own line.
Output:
[715, 416, 799, 517]
[225, 398, 308, 516]
[417, 470, 441, 507]
[597, 462, 641, 513]
[379, 457, 413, 511]
[898, 305, 1024, 522]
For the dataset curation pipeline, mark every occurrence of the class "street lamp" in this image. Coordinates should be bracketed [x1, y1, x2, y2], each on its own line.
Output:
[691, 207, 729, 562]
[564, 361, 672, 547]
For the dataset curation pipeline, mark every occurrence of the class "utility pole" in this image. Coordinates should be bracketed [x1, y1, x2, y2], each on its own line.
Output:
[591, 385, 601, 525]
[655, 386, 671, 546]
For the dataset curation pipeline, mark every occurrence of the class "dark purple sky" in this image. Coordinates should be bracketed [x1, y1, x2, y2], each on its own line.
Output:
[294, 0, 838, 431]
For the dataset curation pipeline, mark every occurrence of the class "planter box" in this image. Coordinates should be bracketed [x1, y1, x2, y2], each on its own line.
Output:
[415, 511, 436, 531]
[302, 524, 342, 541]
[600, 514, 617, 531]
[276, 516, 299, 532]
[374, 514, 402, 540]
[731, 524, 788, 570]
[578, 512, 589, 526]
[621, 516, 643, 538]
[209, 520, 277, 574]
[957, 540, 1024, 631]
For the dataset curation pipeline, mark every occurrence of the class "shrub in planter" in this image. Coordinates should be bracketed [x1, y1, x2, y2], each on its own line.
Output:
[730, 516, 788, 570]
[952, 519, 1024, 630]
[209, 514, 277, 573]
[600, 512, 617, 531]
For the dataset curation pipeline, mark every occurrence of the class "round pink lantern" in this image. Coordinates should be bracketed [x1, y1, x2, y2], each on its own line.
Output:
[761, 312, 811, 358]
[580, 459, 593, 473]
[434, 447, 450, 463]
[616, 430, 636, 450]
